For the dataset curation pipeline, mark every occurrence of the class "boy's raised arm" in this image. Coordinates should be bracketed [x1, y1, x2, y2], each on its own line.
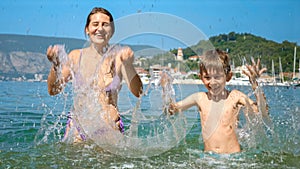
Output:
[243, 58, 268, 116]
[168, 93, 201, 115]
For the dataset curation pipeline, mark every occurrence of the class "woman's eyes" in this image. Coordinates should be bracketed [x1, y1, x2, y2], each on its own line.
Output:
[103, 23, 110, 27]
[91, 22, 110, 27]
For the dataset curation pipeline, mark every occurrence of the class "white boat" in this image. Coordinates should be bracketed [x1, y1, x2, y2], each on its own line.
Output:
[228, 63, 251, 86]
[264, 58, 290, 87]
[291, 46, 300, 87]
[227, 76, 251, 86]
[138, 73, 150, 85]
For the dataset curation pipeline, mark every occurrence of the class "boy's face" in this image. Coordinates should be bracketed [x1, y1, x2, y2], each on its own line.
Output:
[200, 68, 226, 97]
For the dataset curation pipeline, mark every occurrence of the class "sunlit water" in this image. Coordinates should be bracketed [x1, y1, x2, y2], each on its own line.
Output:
[0, 81, 299, 168]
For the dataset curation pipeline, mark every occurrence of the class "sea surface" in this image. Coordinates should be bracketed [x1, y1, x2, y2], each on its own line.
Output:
[0, 81, 299, 168]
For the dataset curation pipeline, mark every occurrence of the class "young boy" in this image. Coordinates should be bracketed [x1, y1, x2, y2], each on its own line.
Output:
[167, 49, 268, 154]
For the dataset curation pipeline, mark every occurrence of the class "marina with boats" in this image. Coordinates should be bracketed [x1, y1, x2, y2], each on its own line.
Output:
[135, 46, 300, 88]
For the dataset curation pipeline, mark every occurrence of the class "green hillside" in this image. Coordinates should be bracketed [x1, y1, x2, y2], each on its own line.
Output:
[170, 32, 299, 74]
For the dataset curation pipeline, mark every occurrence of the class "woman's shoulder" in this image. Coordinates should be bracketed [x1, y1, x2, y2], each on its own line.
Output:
[69, 49, 81, 57]
[68, 49, 82, 63]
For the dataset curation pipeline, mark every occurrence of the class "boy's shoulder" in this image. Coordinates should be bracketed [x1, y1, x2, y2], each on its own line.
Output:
[228, 89, 246, 99]
[192, 91, 208, 99]
[194, 91, 206, 96]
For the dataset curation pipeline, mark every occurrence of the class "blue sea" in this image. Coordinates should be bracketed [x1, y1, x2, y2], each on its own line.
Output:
[0, 81, 299, 168]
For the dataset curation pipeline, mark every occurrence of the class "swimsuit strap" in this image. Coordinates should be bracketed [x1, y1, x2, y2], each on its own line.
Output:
[105, 62, 121, 93]
[73, 49, 84, 88]
[78, 49, 83, 69]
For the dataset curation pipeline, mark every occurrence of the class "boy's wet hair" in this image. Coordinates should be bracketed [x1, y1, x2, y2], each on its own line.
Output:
[199, 49, 231, 80]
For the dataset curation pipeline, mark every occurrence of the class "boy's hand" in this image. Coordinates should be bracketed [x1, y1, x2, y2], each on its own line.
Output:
[243, 58, 267, 88]
[168, 102, 177, 115]
[159, 72, 172, 87]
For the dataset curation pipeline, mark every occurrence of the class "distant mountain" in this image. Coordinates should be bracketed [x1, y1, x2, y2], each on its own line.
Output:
[134, 47, 166, 57]
[0, 34, 156, 80]
[0, 34, 87, 53]
[1, 33, 298, 81]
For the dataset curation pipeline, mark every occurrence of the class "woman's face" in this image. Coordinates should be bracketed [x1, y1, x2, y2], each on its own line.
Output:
[85, 12, 113, 47]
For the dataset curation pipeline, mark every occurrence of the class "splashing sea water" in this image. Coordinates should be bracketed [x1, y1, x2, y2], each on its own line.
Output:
[49, 45, 194, 157]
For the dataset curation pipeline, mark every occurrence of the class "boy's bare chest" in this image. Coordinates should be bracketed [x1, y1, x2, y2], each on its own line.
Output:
[199, 99, 238, 124]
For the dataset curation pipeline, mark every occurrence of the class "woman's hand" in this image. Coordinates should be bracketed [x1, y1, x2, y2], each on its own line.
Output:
[119, 46, 134, 63]
[47, 45, 60, 68]
[115, 46, 134, 72]
[102, 105, 123, 132]
[116, 46, 134, 64]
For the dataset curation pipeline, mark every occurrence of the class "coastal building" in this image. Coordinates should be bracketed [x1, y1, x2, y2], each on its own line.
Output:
[188, 55, 201, 61]
[135, 67, 149, 75]
[135, 67, 150, 85]
[176, 47, 183, 61]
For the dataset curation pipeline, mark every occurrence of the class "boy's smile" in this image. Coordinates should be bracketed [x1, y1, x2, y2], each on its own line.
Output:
[201, 69, 227, 100]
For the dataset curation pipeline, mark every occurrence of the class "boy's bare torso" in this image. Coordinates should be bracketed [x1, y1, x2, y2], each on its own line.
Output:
[194, 90, 246, 154]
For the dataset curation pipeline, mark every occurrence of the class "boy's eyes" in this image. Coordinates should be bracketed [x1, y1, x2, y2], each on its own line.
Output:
[203, 75, 224, 80]
[214, 75, 224, 80]
[203, 76, 211, 80]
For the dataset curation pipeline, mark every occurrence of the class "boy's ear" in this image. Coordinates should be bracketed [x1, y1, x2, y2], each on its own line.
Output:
[226, 72, 233, 82]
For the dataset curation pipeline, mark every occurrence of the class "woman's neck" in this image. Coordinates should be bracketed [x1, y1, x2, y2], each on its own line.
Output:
[90, 43, 108, 55]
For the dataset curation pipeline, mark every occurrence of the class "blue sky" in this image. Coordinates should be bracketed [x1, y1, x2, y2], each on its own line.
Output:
[0, 0, 299, 50]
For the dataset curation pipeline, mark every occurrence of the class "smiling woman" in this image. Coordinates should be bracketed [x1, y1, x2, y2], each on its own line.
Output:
[46, 7, 143, 143]
[84, 7, 115, 45]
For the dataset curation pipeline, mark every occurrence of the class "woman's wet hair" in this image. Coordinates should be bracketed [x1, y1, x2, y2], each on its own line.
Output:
[199, 49, 231, 80]
[84, 7, 115, 36]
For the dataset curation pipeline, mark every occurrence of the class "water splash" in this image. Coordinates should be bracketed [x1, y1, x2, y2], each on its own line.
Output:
[54, 45, 69, 81]
[41, 45, 195, 157]
[235, 85, 300, 157]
